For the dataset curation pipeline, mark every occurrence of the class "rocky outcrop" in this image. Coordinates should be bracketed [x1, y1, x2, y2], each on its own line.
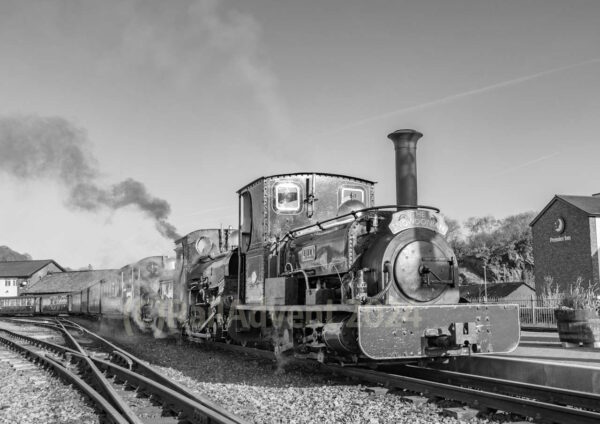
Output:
[459, 253, 533, 284]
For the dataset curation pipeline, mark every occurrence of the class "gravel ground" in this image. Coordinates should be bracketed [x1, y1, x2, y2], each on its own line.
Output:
[0, 321, 66, 346]
[0, 324, 99, 424]
[86, 323, 528, 424]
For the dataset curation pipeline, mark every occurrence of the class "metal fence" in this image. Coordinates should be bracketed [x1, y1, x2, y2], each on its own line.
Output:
[465, 296, 559, 328]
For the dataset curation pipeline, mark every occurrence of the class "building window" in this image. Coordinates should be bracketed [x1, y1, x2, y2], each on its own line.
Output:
[274, 182, 301, 213]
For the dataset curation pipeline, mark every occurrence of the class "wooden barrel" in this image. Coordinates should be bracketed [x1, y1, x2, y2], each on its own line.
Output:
[554, 309, 600, 346]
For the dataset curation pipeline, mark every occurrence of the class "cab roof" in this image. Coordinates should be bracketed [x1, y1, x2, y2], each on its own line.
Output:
[237, 172, 376, 194]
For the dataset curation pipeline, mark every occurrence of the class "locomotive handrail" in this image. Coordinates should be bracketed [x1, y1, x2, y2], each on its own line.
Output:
[280, 204, 441, 242]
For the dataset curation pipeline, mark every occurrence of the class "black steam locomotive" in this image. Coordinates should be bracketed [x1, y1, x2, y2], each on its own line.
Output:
[0, 129, 519, 363]
[176, 129, 520, 363]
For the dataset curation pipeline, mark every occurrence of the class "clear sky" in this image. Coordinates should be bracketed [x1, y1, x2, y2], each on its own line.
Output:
[1, 0, 599, 269]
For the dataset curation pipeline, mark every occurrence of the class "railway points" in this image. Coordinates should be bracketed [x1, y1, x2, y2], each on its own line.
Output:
[0, 318, 246, 424]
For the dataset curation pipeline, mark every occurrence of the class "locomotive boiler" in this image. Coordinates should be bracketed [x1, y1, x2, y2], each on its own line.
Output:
[220, 129, 520, 362]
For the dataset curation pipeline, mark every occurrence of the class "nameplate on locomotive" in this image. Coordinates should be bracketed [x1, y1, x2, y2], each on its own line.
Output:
[388, 210, 448, 235]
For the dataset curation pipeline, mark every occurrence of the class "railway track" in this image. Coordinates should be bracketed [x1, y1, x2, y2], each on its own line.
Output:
[6, 317, 600, 423]
[0, 318, 247, 424]
[188, 334, 600, 424]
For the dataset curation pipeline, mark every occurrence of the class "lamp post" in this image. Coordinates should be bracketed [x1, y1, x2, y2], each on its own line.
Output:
[483, 263, 488, 303]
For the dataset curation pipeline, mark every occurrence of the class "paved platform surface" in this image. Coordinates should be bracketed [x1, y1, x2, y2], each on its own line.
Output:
[499, 331, 600, 367]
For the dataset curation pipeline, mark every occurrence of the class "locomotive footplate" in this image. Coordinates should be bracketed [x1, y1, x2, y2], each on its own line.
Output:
[357, 304, 520, 360]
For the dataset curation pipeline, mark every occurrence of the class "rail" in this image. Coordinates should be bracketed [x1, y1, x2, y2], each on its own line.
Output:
[0, 330, 129, 424]
[0, 318, 246, 424]
[60, 318, 245, 424]
[335, 365, 600, 424]
[193, 331, 600, 424]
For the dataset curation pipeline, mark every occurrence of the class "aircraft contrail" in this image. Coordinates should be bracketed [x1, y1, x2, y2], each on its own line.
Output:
[313, 58, 600, 139]
[491, 151, 560, 177]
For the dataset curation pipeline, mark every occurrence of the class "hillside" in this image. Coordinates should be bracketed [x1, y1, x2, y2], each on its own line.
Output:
[0, 246, 32, 261]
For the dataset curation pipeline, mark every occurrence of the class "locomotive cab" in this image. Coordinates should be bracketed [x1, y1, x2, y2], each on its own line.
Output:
[237, 173, 375, 305]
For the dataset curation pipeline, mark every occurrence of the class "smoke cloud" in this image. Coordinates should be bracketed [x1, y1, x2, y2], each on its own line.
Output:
[0, 115, 180, 240]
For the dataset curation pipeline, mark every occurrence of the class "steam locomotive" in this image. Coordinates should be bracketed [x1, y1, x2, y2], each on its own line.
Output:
[174, 129, 520, 363]
[0, 129, 520, 364]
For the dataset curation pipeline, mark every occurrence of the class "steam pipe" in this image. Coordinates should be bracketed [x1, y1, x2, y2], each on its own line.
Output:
[387, 129, 423, 207]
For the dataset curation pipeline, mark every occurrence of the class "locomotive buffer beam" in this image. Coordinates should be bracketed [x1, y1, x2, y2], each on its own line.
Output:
[357, 304, 520, 360]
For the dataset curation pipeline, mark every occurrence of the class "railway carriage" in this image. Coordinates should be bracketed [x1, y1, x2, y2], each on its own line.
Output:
[0, 296, 40, 316]
[40, 294, 69, 315]
[87, 283, 102, 314]
[70, 291, 82, 314]
[99, 279, 125, 318]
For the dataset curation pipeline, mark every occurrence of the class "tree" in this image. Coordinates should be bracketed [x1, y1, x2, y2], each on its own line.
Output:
[464, 215, 500, 234]
[451, 211, 536, 283]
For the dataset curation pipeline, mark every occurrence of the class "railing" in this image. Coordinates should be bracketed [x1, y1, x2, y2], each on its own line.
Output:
[465, 296, 559, 328]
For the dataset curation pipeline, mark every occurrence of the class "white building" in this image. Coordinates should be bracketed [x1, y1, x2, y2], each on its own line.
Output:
[0, 260, 64, 297]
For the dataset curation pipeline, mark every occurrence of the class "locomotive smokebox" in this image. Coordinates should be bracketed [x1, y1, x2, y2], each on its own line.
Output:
[387, 129, 423, 206]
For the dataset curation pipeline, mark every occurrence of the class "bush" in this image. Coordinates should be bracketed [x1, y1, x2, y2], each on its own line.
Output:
[557, 278, 600, 310]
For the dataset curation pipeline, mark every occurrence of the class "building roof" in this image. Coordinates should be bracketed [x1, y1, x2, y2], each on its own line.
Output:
[530, 195, 600, 226]
[0, 260, 64, 278]
[22, 269, 119, 294]
[460, 282, 534, 299]
[557, 195, 600, 215]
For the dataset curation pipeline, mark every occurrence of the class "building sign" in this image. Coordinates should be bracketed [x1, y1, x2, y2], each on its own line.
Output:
[388, 209, 448, 235]
[554, 217, 565, 234]
[550, 235, 571, 243]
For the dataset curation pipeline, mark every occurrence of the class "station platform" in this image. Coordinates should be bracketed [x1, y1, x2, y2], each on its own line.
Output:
[434, 331, 600, 393]
[497, 330, 600, 368]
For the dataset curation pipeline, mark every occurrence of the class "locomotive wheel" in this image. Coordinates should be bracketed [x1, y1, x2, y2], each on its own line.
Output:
[152, 316, 168, 338]
[273, 328, 290, 356]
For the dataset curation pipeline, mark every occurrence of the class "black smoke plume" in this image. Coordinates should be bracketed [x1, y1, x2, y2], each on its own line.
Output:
[0, 115, 180, 240]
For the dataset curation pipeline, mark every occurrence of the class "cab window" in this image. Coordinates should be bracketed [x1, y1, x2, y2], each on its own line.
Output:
[274, 182, 301, 213]
[339, 187, 365, 205]
[241, 192, 253, 251]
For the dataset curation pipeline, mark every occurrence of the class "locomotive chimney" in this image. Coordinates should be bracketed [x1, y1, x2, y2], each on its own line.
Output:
[387, 129, 423, 206]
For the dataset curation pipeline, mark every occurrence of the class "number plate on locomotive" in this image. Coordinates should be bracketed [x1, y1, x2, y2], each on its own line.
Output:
[300, 245, 316, 261]
[388, 210, 448, 235]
